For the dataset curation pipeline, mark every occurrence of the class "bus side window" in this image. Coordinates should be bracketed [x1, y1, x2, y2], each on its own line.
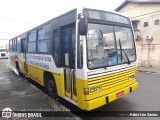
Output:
[12, 39, 14, 51]
[21, 38, 26, 53]
[71, 30, 75, 68]
[9, 40, 12, 51]
[28, 30, 36, 52]
[37, 24, 51, 52]
[64, 31, 69, 67]
[17, 37, 21, 53]
[53, 30, 60, 66]
[15, 39, 17, 51]
[11, 40, 13, 51]
[77, 36, 83, 69]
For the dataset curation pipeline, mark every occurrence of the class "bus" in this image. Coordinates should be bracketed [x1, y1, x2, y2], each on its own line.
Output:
[9, 8, 138, 111]
[0, 48, 8, 59]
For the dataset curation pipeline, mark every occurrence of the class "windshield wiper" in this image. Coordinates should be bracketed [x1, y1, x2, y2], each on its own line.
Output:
[99, 29, 103, 38]
[119, 39, 131, 64]
[122, 49, 131, 64]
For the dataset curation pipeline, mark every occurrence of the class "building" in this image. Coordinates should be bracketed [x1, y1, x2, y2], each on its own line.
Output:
[115, 0, 160, 67]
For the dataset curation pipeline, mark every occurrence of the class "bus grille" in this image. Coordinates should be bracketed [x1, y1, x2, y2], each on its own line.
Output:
[88, 68, 136, 90]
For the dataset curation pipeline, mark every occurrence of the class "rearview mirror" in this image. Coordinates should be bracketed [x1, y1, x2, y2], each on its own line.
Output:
[78, 17, 88, 35]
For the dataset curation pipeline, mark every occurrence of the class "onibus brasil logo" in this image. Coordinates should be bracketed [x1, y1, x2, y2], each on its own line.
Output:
[2, 107, 42, 118]
[2, 108, 12, 118]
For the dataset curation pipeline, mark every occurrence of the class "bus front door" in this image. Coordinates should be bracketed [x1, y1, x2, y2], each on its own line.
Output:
[21, 38, 27, 74]
[62, 25, 77, 101]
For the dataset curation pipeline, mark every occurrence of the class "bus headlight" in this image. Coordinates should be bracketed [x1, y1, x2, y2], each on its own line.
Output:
[90, 88, 95, 93]
[84, 86, 101, 95]
[90, 86, 100, 93]
[96, 86, 100, 91]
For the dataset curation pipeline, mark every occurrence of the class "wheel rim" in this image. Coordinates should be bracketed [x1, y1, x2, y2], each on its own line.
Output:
[47, 80, 58, 99]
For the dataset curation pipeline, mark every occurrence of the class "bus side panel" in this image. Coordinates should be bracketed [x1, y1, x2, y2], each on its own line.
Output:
[27, 64, 44, 86]
[26, 63, 65, 98]
[52, 73, 65, 97]
[76, 78, 88, 110]
[20, 61, 25, 74]
[19, 53, 26, 74]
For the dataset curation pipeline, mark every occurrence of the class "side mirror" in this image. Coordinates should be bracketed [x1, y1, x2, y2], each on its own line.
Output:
[78, 17, 88, 35]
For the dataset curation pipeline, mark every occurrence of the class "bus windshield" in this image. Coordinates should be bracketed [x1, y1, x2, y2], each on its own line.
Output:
[87, 23, 136, 69]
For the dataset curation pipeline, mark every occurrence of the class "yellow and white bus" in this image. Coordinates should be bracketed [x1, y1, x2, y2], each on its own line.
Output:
[9, 8, 138, 111]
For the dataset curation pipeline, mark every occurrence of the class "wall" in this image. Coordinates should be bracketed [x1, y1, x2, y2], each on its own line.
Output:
[117, 2, 160, 67]
[119, 2, 160, 18]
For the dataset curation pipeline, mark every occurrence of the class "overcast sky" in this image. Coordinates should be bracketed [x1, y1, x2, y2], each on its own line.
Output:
[0, 0, 125, 46]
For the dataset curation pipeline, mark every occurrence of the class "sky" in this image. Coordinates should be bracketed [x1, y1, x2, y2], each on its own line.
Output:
[0, 0, 125, 47]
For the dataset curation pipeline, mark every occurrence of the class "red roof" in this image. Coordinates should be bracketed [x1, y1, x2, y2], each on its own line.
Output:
[115, 0, 160, 11]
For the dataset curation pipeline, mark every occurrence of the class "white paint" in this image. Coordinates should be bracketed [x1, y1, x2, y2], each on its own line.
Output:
[26, 53, 63, 73]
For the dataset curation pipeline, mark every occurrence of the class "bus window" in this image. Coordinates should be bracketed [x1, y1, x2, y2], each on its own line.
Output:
[63, 31, 69, 66]
[28, 30, 36, 52]
[37, 24, 51, 52]
[9, 40, 12, 51]
[21, 38, 26, 53]
[71, 29, 75, 68]
[53, 30, 60, 66]
[17, 37, 21, 53]
[77, 36, 83, 69]
[115, 26, 136, 63]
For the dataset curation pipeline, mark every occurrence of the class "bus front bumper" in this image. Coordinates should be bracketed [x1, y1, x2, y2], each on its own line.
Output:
[83, 82, 138, 111]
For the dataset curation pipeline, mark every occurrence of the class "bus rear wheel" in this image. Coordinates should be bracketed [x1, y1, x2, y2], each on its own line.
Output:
[46, 79, 59, 100]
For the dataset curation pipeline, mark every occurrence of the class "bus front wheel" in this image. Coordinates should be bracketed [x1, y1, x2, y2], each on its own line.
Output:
[46, 79, 59, 100]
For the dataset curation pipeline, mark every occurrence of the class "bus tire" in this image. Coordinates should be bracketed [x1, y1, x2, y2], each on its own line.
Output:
[46, 79, 59, 100]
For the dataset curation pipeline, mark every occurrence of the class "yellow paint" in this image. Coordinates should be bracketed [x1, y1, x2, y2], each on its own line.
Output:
[84, 80, 136, 100]
[27, 64, 44, 86]
[76, 68, 138, 110]
[57, 73, 65, 97]
[83, 82, 138, 111]
[72, 94, 77, 101]
[76, 78, 88, 109]
[72, 76, 77, 101]
[25, 64, 65, 97]
[65, 92, 71, 98]
[20, 62, 26, 74]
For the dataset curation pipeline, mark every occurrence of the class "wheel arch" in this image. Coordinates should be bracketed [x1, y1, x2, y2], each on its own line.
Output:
[43, 71, 55, 85]
[43, 71, 59, 98]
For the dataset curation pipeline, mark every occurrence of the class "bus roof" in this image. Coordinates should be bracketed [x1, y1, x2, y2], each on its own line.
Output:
[9, 8, 77, 41]
[9, 8, 131, 41]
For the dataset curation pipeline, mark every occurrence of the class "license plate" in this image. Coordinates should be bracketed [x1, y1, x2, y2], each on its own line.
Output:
[116, 90, 124, 98]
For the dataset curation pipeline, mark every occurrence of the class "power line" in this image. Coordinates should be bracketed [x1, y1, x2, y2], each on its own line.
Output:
[0, 14, 37, 25]
[0, 39, 9, 40]
[131, 10, 160, 18]
[0, 32, 20, 34]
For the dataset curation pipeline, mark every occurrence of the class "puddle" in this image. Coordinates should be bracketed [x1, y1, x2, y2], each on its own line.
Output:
[0, 76, 5, 79]
[25, 90, 37, 95]
[11, 91, 26, 96]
